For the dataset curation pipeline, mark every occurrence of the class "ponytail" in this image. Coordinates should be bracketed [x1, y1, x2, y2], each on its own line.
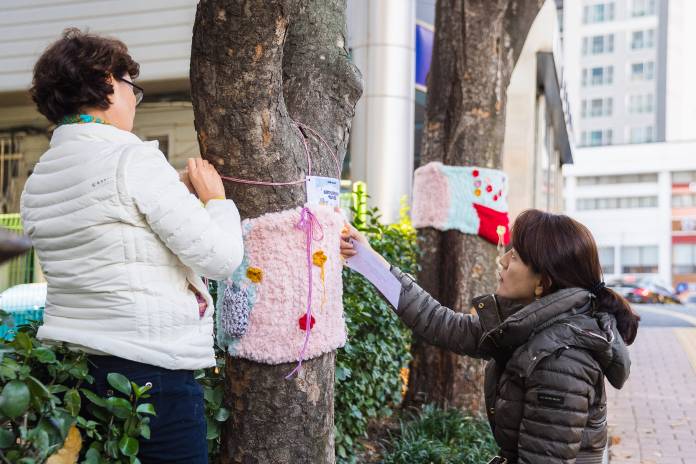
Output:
[596, 288, 640, 345]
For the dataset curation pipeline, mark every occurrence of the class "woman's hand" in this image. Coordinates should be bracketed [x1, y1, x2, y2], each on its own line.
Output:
[179, 168, 196, 194]
[187, 158, 226, 204]
[340, 223, 366, 259]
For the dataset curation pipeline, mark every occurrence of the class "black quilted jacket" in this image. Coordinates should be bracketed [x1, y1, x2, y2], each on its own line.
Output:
[390, 267, 631, 464]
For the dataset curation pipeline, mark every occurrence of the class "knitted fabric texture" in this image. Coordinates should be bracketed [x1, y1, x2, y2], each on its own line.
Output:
[219, 283, 251, 338]
[412, 161, 511, 245]
[216, 204, 346, 364]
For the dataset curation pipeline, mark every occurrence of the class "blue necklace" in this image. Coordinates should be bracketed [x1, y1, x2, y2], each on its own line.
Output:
[59, 114, 110, 126]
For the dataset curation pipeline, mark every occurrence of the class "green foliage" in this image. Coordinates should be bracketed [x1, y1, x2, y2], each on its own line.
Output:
[0, 315, 155, 464]
[381, 405, 498, 464]
[195, 344, 228, 463]
[335, 200, 420, 462]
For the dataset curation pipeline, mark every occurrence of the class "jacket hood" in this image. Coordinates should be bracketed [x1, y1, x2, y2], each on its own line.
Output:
[480, 288, 631, 388]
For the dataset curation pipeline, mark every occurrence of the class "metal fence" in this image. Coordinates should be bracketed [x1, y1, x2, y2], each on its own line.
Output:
[0, 214, 34, 289]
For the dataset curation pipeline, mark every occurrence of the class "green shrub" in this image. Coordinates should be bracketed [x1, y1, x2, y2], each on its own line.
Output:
[381, 404, 498, 464]
[334, 201, 420, 462]
[0, 317, 155, 464]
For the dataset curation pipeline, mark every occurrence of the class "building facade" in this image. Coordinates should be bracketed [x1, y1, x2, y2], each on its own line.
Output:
[562, 0, 696, 287]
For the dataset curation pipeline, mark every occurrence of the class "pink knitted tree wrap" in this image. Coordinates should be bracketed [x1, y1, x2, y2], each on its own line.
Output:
[226, 204, 346, 364]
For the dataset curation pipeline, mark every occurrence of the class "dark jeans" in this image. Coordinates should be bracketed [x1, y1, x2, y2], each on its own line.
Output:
[86, 356, 208, 464]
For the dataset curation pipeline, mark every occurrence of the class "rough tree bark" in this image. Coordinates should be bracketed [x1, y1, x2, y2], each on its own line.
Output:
[190, 1, 362, 462]
[404, 0, 544, 412]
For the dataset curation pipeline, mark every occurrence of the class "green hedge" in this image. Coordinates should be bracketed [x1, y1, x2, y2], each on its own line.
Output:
[334, 202, 420, 462]
[382, 404, 498, 464]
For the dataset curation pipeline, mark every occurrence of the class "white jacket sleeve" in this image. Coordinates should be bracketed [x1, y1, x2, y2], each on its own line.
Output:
[121, 145, 244, 280]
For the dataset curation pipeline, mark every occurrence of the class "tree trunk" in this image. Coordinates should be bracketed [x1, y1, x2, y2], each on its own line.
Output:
[190, 1, 362, 462]
[404, 0, 543, 412]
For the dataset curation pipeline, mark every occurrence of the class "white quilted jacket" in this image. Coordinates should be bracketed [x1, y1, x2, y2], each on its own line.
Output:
[20, 123, 244, 370]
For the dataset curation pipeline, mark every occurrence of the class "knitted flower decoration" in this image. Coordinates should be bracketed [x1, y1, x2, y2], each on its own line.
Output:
[246, 267, 263, 283]
[312, 250, 327, 267]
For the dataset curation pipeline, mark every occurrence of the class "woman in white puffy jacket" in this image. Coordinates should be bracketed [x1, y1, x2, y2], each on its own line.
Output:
[21, 28, 243, 463]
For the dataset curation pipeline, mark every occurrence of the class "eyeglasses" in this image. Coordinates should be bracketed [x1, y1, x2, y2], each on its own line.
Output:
[119, 77, 144, 106]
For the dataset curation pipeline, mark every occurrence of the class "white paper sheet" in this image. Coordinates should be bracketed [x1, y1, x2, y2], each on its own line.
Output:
[345, 240, 401, 309]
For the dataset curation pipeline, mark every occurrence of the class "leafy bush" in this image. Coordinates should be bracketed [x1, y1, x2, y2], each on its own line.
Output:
[334, 201, 420, 462]
[0, 317, 155, 464]
[381, 405, 498, 464]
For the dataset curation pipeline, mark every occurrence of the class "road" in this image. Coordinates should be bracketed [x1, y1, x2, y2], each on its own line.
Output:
[632, 303, 696, 327]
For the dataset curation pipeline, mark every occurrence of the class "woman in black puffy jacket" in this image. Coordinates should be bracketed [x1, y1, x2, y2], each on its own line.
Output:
[341, 209, 640, 464]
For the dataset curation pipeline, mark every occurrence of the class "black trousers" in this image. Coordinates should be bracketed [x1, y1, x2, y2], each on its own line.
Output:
[86, 355, 208, 464]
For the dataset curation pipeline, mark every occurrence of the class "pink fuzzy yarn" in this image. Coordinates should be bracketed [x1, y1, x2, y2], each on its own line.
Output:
[229, 204, 346, 364]
[412, 162, 450, 229]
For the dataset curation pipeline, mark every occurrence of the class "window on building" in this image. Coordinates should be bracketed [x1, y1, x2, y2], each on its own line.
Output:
[583, 2, 616, 23]
[598, 247, 615, 274]
[628, 94, 654, 114]
[622, 246, 658, 273]
[576, 173, 658, 185]
[630, 61, 655, 81]
[672, 194, 696, 208]
[582, 66, 614, 86]
[632, 0, 656, 17]
[576, 196, 658, 210]
[583, 34, 614, 55]
[629, 126, 655, 143]
[580, 129, 613, 146]
[582, 98, 613, 118]
[673, 244, 696, 275]
[673, 171, 696, 184]
[143, 134, 171, 159]
[631, 29, 655, 50]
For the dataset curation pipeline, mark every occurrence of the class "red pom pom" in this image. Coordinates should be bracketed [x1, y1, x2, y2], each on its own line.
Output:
[298, 314, 316, 331]
[472, 169, 479, 177]
[486, 185, 493, 193]
[493, 195, 499, 201]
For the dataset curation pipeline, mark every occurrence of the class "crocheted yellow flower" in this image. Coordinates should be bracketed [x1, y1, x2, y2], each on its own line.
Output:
[246, 267, 263, 283]
[312, 250, 327, 267]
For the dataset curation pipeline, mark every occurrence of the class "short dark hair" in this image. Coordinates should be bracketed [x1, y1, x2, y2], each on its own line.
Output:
[512, 209, 640, 345]
[30, 28, 140, 124]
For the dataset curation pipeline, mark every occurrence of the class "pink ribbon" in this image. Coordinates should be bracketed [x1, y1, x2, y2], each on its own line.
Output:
[286, 206, 324, 379]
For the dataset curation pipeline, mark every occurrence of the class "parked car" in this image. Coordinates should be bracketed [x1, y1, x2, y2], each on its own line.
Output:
[608, 278, 680, 305]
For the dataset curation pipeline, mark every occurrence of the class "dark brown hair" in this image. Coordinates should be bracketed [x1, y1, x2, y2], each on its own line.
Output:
[512, 209, 640, 345]
[30, 28, 140, 124]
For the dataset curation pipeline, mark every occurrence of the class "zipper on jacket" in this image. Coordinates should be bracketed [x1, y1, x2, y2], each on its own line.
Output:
[491, 294, 504, 325]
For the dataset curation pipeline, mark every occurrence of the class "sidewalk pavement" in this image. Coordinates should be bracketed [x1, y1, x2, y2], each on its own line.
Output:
[607, 327, 696, 464]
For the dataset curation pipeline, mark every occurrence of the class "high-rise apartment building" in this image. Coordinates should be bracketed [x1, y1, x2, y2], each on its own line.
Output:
[563, 0, 696, 288]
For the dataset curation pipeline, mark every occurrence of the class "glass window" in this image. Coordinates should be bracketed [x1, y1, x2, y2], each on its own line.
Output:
[629, 94, 654, 114]
[577, 173, 657, 186]
[673, 171, 696, 184]
[621, 245, 659, 273]
[599, 247, 615, 274]
[593, 36, 605, 53]
[673, 244, 696, 275]
[673, 194, 696, 208]
[632, 0, 656, 17]
[576, 196, 657, 210]
[584, 3, 616, 23]
[631, 61, 655, 81]
[590, 130, 603, 146]
[585, 34, 614, 55]
[630, 126, 656, 143]
[632, 29, 655, 49]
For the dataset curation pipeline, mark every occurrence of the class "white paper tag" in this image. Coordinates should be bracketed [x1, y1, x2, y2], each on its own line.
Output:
[306, 176, 340, 207]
